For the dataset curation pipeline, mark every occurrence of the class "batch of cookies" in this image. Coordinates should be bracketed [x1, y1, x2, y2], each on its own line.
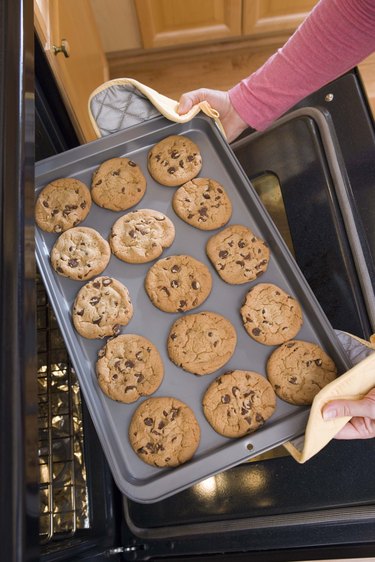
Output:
[36, 134, 338, 470]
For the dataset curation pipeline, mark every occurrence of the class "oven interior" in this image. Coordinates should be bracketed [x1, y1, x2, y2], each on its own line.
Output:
[36, 66, 375, 561]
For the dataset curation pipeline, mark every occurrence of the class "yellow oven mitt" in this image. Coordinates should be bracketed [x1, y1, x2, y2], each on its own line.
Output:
[88, 77, 225, 138]
[284, 333, 375, 463]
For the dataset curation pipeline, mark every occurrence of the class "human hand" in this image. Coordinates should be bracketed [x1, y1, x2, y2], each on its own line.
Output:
[177, 88, 248, 143]
[322, 387, 375, 439]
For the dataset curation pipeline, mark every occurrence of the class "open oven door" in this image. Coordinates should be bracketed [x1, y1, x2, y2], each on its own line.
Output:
[119, 71, 375, 561]
[33, 9, 375, 558]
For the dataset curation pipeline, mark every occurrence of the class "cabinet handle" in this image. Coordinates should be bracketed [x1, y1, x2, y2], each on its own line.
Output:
[52, 39, 70, 58]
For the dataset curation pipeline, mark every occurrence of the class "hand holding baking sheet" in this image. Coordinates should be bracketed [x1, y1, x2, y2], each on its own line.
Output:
[178, 88, 248, 143]
[322, 387, 375, 439]
[284, 350, 375, 463]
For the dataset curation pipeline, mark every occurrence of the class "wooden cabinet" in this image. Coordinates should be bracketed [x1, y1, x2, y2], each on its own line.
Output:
[134, 0, 242, 49]
[243, 0, 317, 36]
[134, 0, 318, 50]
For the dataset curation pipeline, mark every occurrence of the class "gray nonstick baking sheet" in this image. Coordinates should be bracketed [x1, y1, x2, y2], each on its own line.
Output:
[35, 114, 351, 503]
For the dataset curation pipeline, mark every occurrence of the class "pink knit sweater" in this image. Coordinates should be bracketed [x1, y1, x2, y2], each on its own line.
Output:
[229, 0, 375, 131]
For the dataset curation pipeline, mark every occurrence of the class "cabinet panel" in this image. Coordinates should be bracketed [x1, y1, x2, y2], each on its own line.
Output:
[135, 0, 242, 48]
[243, 0, 318, 36]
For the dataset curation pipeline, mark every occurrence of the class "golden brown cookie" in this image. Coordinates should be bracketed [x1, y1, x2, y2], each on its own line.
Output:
[266, 340, 338, 405]
[96, 334, 163, 404]
[167, 311, 237, 375]
[91, 157, 146, 211]
[50, 226, 111, 281]
[72, 276, 133, 339]
[110, 209, 175, 263]
[202, 370, 276, 438]
[172, 178, 232, 230]
[240, 283, 303, 345]
[128, 396, 201, 467]
[144, 254, 212, 313]
[147, 135, 202, 186]
[206, 224, 270, 284]
[35, 177, 91, 233]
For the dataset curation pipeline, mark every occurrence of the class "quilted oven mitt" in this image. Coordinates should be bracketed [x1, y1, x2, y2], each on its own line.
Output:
[88, 77, 225, 139]
[88, 78, 375, 464]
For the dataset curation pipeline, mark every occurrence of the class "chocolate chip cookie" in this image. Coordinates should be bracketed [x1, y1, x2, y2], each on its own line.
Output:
[266, 340, 338, 405]
[91, 157, 146, 211]
[128, 396, 201, 467]
[110, 209, 175, 264]
[144, 254, 212, 313]
[72, 276, 133, 339]
[202, 370, 276, 438]
[96, 334, 164, 404]
[50, 226, 111, 281]
[147, 135, 202, 186]
[167, 311, 237, 375]
[172, 178, 232, 230]
[35, 177, 91, 233]
[241, 283, 303, 345]
[206, 224, 270, 284]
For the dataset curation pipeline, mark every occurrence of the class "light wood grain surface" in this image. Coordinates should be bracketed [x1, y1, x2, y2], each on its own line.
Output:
[109, 45, 375, 119]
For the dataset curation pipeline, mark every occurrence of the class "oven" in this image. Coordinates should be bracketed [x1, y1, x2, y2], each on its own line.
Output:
[2, 1, 375, 560]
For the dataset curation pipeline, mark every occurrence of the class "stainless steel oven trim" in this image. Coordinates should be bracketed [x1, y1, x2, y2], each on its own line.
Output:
[122, 496, 375, 539]
[232, 107, 375, 332]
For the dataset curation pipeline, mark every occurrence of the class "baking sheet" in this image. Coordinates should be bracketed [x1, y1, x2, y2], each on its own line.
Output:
[35, 115, 351, 503]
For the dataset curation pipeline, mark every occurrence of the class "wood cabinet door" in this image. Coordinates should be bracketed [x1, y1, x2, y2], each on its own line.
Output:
[243, 0, 318, 36]
[135, 0, 242, 49]
[35, 0, 109, 143]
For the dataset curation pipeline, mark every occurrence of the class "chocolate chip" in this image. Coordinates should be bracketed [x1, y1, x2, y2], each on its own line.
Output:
[161, 286, 170, 296]
[187, 155, 194, 162]
[221, 394, 230, 404]
[232, 386, 240, 396]
[68, 258, 79, 268]
[198, 206, 208, 216]
[125, 385, 136, 392]
[170, 150, 180, 158]
[252, 328, 261, 336]
[102, 278, 112, 286]
[178, 300, 187, 311]
[92, 317, 102, 325]
[219, 250, 229, 259]
[171, 264, 180, 273]
[144, 417, 153, 426]
[170, 280, 179, 288]
[238, 240, 246, 248]
[80, 201, 87, 209]
[129, 229, 136, 238]
[42, 200, 49, 208]
[170, 332, 177, 340]
[167, 166, 176, 174]
[89, 296, 100, 306]
[128, 160, 136, 167]
[288, 376, 298, 384]
[191, 281, 200, 290]
[125, 360, 135, 368]
[315, 359, 323, 366]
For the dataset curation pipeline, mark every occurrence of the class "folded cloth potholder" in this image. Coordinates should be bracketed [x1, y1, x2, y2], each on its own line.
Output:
[88, 78, 375, 464]
[88, 77, 225, 139]
[284, 330, 375, 463]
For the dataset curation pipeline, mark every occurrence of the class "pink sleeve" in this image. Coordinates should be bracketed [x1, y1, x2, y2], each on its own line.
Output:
[229, 0, 375, 131]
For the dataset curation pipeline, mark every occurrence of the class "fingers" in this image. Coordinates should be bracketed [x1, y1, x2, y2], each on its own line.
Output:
[178, 90, 208, 115]
[322, 387, 375, 421]
[331, 416, 375, 440]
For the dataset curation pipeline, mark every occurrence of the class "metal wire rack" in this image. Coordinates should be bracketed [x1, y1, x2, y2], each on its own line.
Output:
[37, 273, 90, 544]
